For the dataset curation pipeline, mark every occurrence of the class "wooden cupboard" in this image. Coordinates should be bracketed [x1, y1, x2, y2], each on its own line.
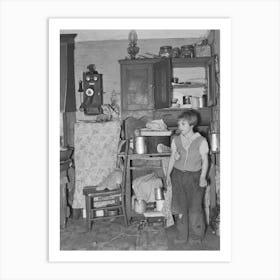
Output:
[172, 57, 216, 107]
[119, 58, 172, 119]
[119, 56, 217, 222]
[60, 34, 77, 147]
[119, 56, 216, 121]
[60, 34, 77, 113]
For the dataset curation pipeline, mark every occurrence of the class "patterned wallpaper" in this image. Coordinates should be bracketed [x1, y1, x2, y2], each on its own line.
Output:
[73, 120, 121, 209]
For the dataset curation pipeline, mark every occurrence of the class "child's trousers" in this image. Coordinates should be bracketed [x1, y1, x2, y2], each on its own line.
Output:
[171, 168, 206, 241]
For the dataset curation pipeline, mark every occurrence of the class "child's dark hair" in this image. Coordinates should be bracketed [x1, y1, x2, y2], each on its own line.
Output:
[178, 110, 199, 127]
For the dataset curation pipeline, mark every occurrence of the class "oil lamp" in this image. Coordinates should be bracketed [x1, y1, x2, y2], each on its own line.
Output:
[127, 30, 139, 60]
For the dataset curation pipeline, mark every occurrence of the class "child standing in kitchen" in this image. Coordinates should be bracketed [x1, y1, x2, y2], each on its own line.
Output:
[166, 110, 209, 244]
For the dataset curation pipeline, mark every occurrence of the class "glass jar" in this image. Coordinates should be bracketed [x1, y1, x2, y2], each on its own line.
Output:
[159, 46, 172, 57]
[181, 45, 195, 58]
[171, 47, 181, 58]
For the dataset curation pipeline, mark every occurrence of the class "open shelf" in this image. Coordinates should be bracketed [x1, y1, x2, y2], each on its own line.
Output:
[171, 83, 206, 89]
[90, 205, 122, 211]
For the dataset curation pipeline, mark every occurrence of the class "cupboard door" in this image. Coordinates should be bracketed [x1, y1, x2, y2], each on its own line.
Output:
[121, 64, 154, 111]
[153, 58, 172, 109]
[207, 57, 216, 106]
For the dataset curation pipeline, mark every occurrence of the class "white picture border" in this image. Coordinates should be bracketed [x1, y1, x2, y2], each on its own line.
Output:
[49, 18, 231, 262]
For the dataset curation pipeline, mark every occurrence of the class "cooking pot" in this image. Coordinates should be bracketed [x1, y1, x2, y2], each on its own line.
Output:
[191, 95, 207, 109]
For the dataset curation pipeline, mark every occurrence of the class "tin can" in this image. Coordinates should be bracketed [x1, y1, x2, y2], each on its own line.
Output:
[198, 95, 207, 108]
[154, 188, 164, 200]
[210, 133, 220, 153]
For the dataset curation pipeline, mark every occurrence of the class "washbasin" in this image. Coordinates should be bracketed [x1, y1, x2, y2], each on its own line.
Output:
[60, 147, 73, 162]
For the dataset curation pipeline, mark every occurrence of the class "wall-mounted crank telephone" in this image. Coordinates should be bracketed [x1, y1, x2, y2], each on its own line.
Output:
[78, 64, 103, 115]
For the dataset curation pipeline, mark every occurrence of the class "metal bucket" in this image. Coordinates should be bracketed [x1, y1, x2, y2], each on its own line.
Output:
[134, 199, 146, 214]
[134, 136, 147, 154]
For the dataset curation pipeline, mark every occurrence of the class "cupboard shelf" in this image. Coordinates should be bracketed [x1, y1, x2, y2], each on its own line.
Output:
[172, 57, 213, 67]
[88, 214, 125, 221]
[90, 205, 122, 211]
[171, 83, 206, 89]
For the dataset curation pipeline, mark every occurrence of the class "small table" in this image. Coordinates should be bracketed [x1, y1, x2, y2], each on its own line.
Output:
[119, 152, 171, 224]
[83, 186, 127, 231]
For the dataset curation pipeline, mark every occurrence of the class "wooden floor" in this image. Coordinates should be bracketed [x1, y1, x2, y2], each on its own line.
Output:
[60, 217, 220, 251]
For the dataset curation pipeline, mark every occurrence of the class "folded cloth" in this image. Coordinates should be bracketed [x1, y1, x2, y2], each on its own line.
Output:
[157, 144, 171, 153]
[146, 119, 168, 130]
[132, 173, 163, 202]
